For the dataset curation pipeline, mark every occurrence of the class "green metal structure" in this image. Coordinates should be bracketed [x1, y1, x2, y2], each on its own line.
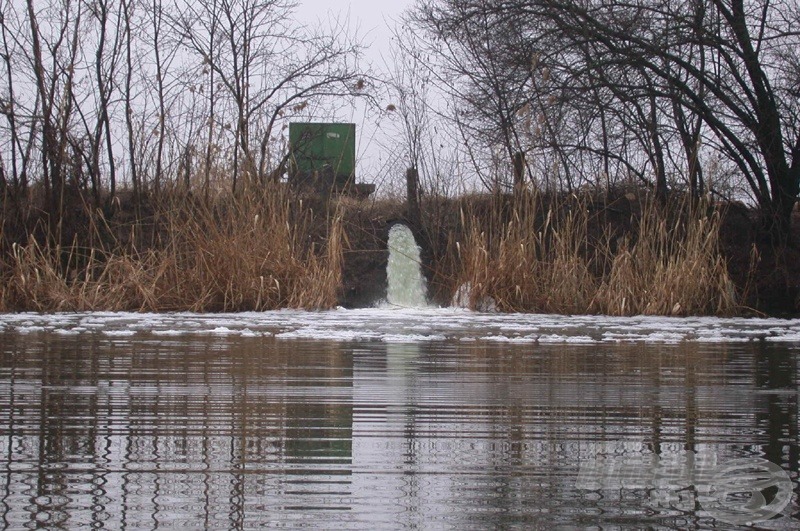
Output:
[288, 123, 356, 191]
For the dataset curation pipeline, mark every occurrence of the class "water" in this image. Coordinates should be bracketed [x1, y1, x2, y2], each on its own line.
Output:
[386, 224, 428, 307]
[1, 309, 800, 529]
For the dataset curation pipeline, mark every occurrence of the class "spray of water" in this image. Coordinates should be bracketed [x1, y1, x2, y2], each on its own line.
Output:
[386, 224, 428, 308]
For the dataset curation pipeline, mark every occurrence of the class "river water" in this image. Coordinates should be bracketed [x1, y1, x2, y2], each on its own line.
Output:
[1, 309, 799, 529]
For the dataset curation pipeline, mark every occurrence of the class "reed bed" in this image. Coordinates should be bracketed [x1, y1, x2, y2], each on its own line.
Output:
[1, 186, 343, 312]
[451, 192, 738, 316]
[591, 200, 737, 316]
[1, 184, 741, 316]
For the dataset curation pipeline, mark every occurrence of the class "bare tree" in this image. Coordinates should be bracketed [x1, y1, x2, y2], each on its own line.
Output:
[79, 0, 125, 205]
[0, 0, 366, 236]
[121, 0, 140, 209]
[25, 0, 86, 238]
[170, 0, 364, 192]
[147, 0, 175, 193]
[0, 3, 32, 199]
[410, 1, 536, 191]
[423, 0, 800, 237]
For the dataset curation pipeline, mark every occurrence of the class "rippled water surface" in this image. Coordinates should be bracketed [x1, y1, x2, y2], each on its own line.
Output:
[1, 309, 800, 529]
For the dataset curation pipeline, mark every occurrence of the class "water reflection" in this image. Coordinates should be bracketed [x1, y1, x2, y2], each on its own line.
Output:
[1, 329, 798, 528]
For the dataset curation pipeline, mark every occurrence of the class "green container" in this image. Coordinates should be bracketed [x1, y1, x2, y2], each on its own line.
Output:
[289, 122, 356, 190]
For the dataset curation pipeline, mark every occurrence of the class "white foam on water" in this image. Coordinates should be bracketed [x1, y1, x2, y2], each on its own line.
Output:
[17, 326, 46, 334]
[382, 334, 447, 343]
[641, 332, 686, 344]
[484, 335, 539, 343]
[538, 334, 596, 344]
[766, 332, 800, 342]
[1, 308, 800, 345]
[275, 328, 381, 341]
[152, 329, 185, 336]
[102, 330, 136, 337]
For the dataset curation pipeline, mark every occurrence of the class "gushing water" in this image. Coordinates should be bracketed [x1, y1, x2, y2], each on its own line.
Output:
[386, 224, 428, 307]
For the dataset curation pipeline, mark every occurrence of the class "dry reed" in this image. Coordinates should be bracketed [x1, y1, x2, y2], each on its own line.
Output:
[0, 185, 740, 316]
[591, 199, 737, 316]
[454, 193, 596, 313]
[2, 186, 343, 312]
[452, 192, 738, 316]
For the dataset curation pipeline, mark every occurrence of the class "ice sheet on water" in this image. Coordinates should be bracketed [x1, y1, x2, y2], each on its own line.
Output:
[1, 308, 799, 345]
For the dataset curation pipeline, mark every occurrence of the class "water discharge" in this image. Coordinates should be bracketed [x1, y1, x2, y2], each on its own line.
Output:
[386, 223, 428, 307]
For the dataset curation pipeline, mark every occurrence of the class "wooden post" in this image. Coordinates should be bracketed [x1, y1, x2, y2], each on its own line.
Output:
[406, 166, 420, 222]
[406, 167, 421, 229]
[513, 151, 526, 189]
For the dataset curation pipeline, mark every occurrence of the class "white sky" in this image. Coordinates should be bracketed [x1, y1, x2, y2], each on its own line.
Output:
[293, 0, 413, 62]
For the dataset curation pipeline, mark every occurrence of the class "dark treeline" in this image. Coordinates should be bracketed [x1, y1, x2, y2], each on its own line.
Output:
[0, 0, 364, 241]
[401, 0, 800, 240]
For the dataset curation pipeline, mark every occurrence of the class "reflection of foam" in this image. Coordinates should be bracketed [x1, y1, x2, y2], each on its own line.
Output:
[385, 342, 421, 377]
[1, 308, 800, 344]
[352, 341, 423, 524]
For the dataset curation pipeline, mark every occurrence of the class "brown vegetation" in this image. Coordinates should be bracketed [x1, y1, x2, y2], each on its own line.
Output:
[333, 187, 800, 315]
[1, 185, 798, 316]
[430, 192, 737, 316]
[2, 1, 797, 316]
[0, 187, 343, 312]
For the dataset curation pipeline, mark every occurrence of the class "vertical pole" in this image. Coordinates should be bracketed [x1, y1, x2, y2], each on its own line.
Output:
[513, 151, 526, 190]
[406, 167, 420, 229]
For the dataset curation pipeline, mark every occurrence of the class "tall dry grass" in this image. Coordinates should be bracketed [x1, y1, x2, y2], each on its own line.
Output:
[591, 200, 737, 315]
[452, 192, 738, 316]
[1, 186, 343, 312]
[0, 184, 740, 316]
[454, 193, 596, 313]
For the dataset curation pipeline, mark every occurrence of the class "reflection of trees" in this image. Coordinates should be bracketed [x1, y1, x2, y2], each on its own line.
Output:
[1, 331, 797, 526]
[0, 334, 113, 528]
[754, 342, 799, 477]
[448, 341, 779, 523]
[463, 341, 719, 445]
[0, 333, 354, 528]
[124, 337, 354, 526]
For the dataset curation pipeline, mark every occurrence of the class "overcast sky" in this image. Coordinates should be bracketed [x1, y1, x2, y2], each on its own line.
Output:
[294, 0, 415, 68]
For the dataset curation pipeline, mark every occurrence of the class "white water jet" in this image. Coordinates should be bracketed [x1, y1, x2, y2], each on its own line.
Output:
[386, 224, 428, 307]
